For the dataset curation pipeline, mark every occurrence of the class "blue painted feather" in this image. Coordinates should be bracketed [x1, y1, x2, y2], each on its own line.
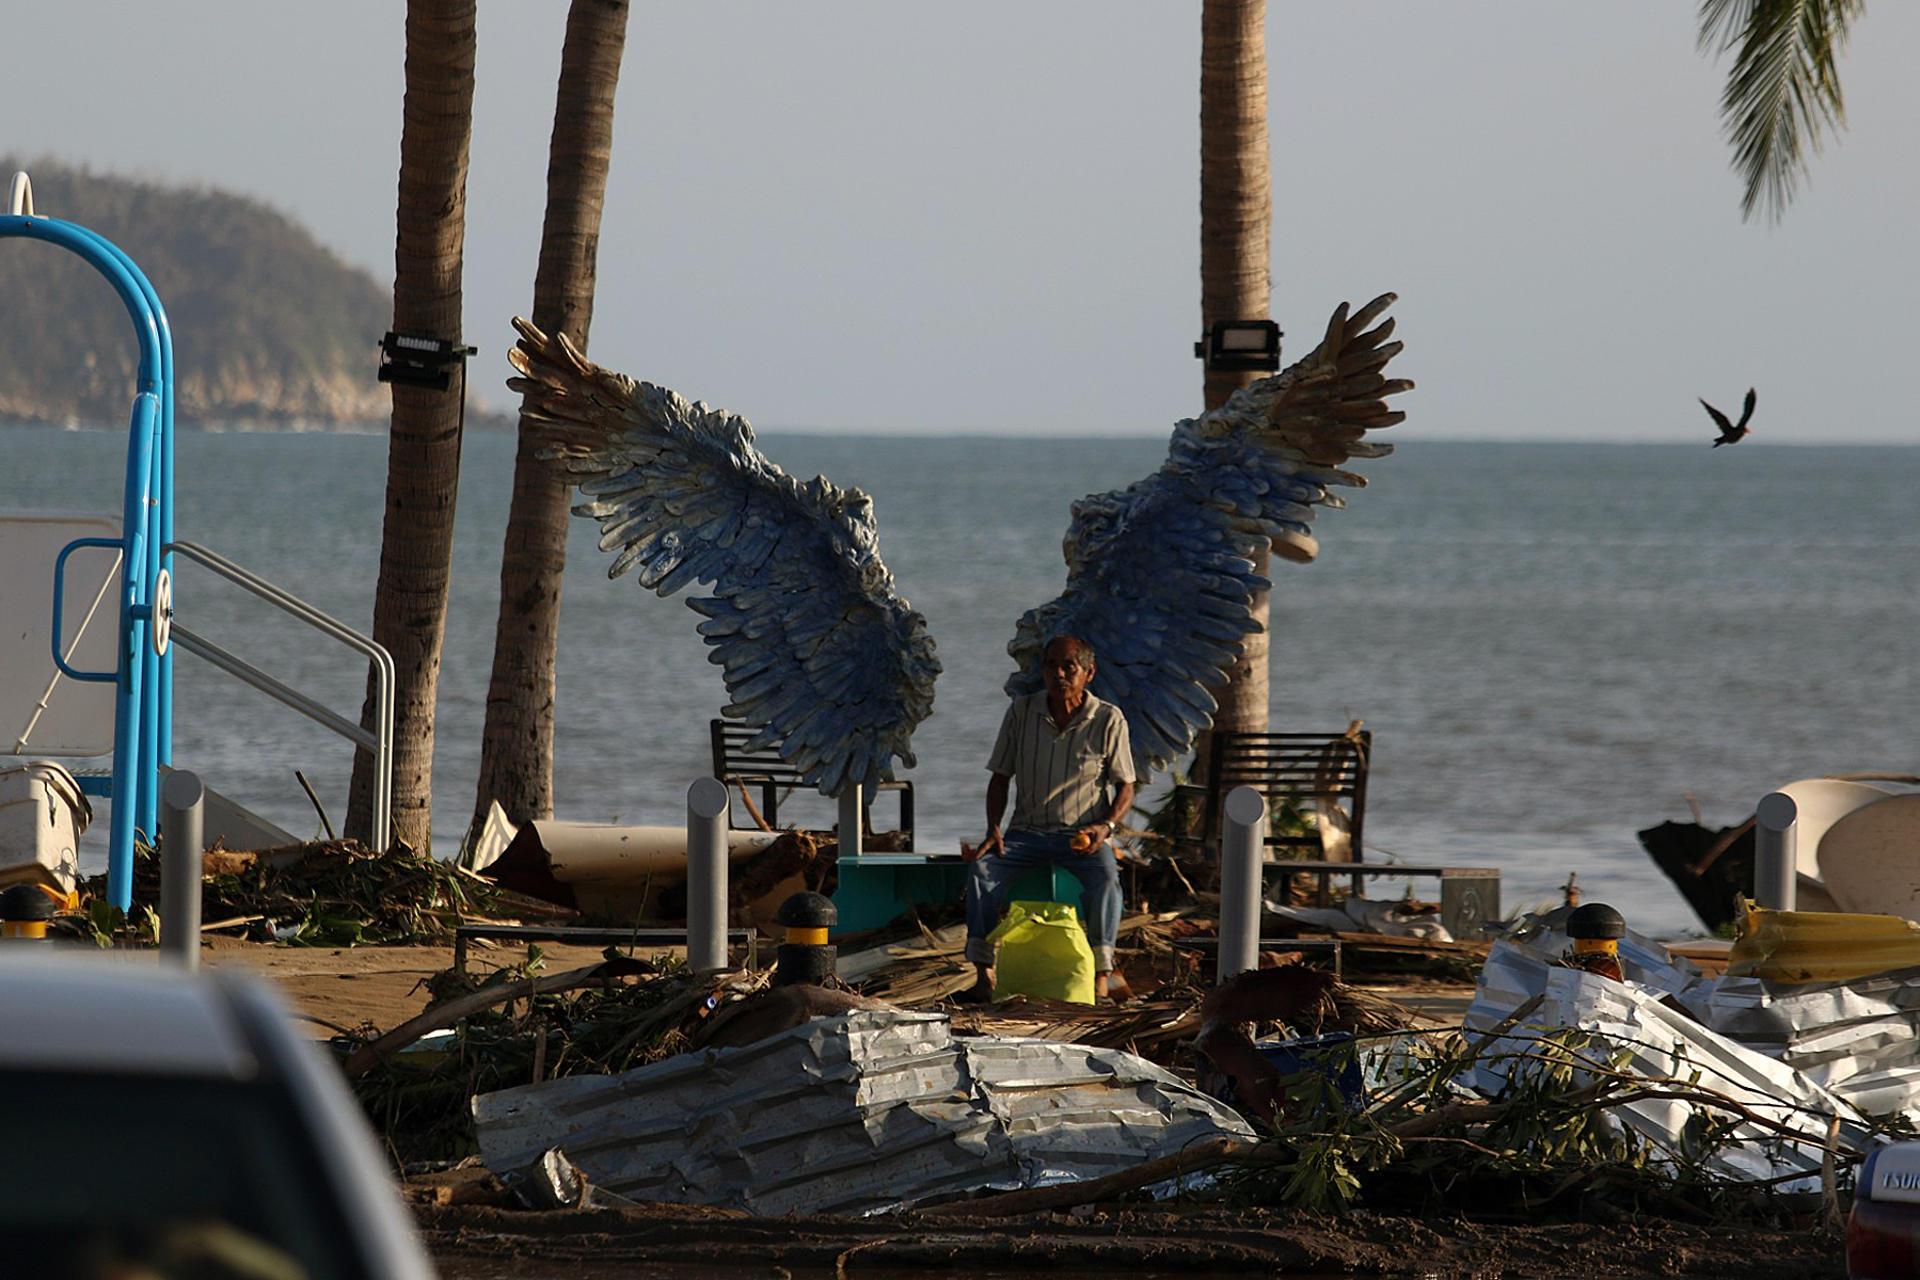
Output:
[1005, 294, 1412, 776]
[507, 317, 939, 797]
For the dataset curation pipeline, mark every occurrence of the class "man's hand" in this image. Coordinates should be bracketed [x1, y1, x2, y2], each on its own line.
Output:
[965, 830, 1004, 862]
[1071, 821, 1112, 854]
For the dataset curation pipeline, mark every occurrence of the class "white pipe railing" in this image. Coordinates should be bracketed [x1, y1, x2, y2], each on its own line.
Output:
[1755, 791, 1798, 910]
[164, 541, 392, 850]
[160, 769, 204, 970]
[686, 776, 730, 973]
[1218, 785, 1266, 982]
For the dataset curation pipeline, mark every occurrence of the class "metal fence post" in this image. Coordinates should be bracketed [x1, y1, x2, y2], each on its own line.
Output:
[686, 776, 730, 973]
[1218, 785, 1266, 983]
[160, 769, 204, 970]
[1755, 791, 1798, 911]
[837, 784, 863, 859]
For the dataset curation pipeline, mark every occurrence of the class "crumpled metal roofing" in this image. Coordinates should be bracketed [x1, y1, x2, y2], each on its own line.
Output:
[1682, 965, 1920, 1118]
[1464, 939, 1877, 1188]
[472, 1009, 1253, 1216]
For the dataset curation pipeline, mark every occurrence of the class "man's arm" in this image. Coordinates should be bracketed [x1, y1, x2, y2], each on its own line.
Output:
[972, 773, 1010, 860]
[1075, 778, 1134, 851]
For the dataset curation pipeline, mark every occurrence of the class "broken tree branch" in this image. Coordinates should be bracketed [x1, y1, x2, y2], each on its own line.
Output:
[344, 955, 657, 1077]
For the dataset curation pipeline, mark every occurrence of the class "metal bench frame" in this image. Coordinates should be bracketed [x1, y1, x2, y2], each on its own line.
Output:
[709, 719, 914, 840]
[1172, 730, 1371, 875]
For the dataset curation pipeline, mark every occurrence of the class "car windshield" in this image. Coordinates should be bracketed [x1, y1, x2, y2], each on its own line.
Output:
[0, 1068, 362, 1279]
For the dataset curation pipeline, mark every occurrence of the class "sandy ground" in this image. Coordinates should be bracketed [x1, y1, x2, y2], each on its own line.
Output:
[199, 934, 683, 1033]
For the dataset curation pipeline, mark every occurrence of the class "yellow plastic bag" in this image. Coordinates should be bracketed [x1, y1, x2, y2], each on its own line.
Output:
[1730, 905, 1920, 983]
[988, 900, 1096, 1005]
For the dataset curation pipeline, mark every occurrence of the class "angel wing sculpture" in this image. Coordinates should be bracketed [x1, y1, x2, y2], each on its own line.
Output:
[506, 292, 1406, 797]
[1004, 293, 1411, 776]
[506, 317, 939, 798]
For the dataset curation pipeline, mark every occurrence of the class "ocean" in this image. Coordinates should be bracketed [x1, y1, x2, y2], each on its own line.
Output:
[2, 425, 1913, 938]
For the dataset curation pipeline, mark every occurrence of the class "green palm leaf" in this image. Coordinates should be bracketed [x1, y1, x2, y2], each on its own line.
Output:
[1697, 0, 1864, 221]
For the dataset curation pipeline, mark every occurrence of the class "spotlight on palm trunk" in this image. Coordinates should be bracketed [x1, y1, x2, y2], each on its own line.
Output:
[377, 331, 477, 391]
[1194, 319, 1281, 373]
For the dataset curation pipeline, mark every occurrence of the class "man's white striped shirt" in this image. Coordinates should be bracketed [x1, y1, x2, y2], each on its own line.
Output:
[987, 691, 1135, 833]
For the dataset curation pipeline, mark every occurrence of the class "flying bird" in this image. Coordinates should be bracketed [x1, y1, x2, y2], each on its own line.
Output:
[1701, 387, 1756, 446]
[505, 293, 1410, 797]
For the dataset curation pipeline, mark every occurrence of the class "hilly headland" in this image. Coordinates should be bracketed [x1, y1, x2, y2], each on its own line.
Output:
[0, 160, 391, 428]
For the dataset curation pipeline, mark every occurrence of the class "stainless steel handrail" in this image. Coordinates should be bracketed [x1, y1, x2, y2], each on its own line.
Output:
[163, 540, 392, 850]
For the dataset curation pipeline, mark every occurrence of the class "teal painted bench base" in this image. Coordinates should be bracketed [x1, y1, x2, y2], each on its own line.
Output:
[1008, 863, 1084, 906]
[831, 856, 1087, 937]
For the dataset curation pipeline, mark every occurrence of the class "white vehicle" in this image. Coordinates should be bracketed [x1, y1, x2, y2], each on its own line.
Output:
[0, 953, 433, 1278]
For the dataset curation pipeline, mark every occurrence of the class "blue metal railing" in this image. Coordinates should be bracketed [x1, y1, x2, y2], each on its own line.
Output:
[3, 179, 174, 909]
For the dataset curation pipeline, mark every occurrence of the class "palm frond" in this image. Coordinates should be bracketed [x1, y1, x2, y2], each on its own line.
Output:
[1697, 0, 1864, 222]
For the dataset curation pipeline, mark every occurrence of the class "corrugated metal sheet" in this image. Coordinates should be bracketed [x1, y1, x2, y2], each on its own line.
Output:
[1464, 940, 1877, 1188]
[472, 1009, 1253, 1215]
[1684, 965, 1920, 1117]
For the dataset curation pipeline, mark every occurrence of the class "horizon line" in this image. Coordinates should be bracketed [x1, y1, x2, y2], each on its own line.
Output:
[4, 421, 1913, 448]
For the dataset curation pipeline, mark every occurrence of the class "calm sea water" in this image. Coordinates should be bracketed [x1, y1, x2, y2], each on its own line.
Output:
[1, 424, 1914, 937]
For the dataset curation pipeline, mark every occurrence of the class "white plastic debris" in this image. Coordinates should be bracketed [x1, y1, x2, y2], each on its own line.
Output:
[1264, 894, 1454, 942]
[472, 1008, 1255, 1215]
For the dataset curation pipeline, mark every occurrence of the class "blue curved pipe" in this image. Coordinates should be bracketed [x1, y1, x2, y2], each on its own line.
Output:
[0, 213, 174, 910]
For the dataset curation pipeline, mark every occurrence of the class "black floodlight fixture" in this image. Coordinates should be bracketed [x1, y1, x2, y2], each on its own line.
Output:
[377, 331, 478, 391]
[1194, 319, 1282, 373]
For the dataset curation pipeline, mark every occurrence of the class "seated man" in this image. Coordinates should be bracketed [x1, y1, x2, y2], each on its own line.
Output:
[962, 634, 1136, 1002]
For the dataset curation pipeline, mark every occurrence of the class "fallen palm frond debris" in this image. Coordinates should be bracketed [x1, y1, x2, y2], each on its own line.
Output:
[81, 839, 567, 946]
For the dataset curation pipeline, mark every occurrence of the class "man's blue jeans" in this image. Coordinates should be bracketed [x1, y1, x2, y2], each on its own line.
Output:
[964, 828, 1121, 970]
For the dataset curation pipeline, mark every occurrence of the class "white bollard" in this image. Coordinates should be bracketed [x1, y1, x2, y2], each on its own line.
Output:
[686, 776, 730, 973]
[1754, 791, 1798, 911]
[160, 770, 205, 971]
[837, 784, 863, 859]
[1218, 785, 1267, 983]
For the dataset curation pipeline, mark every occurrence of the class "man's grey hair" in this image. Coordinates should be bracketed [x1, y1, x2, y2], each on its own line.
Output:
[1044, 634, 1096, 670]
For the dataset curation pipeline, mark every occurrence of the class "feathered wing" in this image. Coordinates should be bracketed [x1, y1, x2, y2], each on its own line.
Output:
[506, 317, 939, 797]
[1005, 293, 1411, 776]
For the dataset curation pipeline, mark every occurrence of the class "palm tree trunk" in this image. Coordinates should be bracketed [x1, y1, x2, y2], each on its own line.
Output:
[467, 0, 630, 850]
[1195, 0, 1272, 776]
[345, 0, 477, 852]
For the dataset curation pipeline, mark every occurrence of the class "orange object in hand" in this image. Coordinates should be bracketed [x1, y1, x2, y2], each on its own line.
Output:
[1069, 830, 1095, 853]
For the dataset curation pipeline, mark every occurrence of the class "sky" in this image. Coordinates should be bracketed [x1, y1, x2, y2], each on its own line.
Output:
[3, 2, 1916, 443]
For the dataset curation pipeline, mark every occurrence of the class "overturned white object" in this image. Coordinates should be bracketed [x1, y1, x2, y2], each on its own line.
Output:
[473, 1008, 1254, 1215]
[464, 800, 520, 873]
[0, 761, 92, 894]
[1265, 893, 1454, 942]
[1463, 940, 1875, 1188]
[1818, 795, 1920, 922]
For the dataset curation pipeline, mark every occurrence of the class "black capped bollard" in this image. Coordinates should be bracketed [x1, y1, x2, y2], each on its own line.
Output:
[773, 891, 837, 987]
[0, 884, 54, 941]
[1565, 902, 1627, 981]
